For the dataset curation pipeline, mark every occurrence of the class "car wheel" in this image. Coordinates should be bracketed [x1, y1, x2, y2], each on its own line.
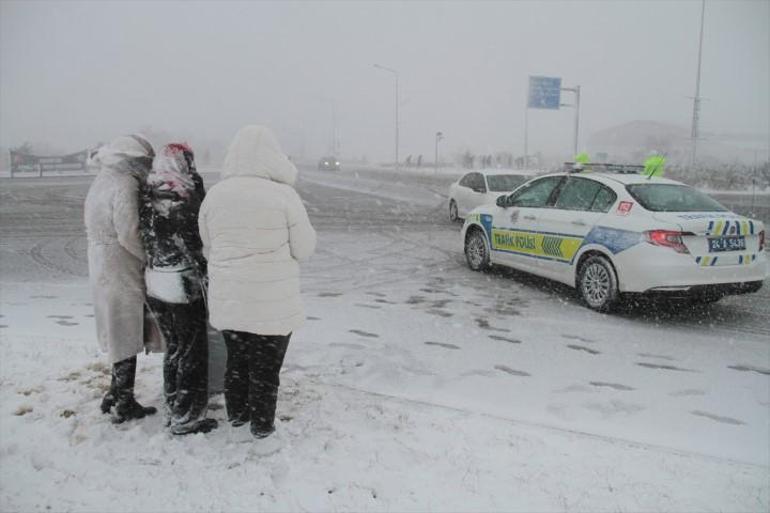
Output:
[465, 229, 490, 271]
[449, 200, 459, 222]
[578, 255, 619, 312]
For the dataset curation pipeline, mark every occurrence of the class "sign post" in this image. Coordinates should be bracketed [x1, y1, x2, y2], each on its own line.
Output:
[526, 76, 582, 161]
[526, 76, 562, 167]
[560, 85, 581, 156]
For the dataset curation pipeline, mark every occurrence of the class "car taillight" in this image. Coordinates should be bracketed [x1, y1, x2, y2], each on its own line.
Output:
[760, 230, 766, 252]
[644, 230, 691, 254]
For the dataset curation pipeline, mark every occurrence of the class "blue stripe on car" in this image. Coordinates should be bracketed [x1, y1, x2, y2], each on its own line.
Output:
[580, 226, 642, 255]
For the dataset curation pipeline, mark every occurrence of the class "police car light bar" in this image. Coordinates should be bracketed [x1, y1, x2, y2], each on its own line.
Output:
[563, 162, 645, 174]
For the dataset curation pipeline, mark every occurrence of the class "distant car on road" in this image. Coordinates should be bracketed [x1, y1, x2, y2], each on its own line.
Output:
[448, 170, 536, 222]
[318, 156, 341, 171]
[461, 163, 767, 312]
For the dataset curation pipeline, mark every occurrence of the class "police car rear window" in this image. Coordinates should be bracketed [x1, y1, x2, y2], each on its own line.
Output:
[626, 184, 728, 212]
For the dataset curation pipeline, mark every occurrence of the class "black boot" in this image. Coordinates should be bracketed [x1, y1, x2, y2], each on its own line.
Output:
[230, 414, 249, 428]
[110, 356, 157, 424]
[101, 367, 120, 414]
[113, 398, 158, 424]
[100, 392, 115, 414]
[171, 418, 218, 435]
[250, 424, 275, 439]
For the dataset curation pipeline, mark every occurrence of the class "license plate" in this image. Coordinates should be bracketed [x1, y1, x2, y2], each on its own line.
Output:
[708, 236, 746, 252]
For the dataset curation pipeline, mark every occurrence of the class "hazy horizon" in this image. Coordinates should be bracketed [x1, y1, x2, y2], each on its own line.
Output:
[2, 0, 768, 163]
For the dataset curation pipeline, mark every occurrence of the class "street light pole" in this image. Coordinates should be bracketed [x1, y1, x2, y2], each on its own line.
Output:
[374, 63, 400, 170]
[435, 131, 444, 173]
[573, 85, 581, 156]
[690, 0, 706, 168]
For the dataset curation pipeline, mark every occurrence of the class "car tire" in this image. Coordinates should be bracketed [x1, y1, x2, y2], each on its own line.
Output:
[465, 228, 490, 271]
[449, 200, 459, 222]
[577, 255, 620, 312]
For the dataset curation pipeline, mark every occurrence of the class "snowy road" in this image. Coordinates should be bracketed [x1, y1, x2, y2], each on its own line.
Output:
[1, 170, 769, 511]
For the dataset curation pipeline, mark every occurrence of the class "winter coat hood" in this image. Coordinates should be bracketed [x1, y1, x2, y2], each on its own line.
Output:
[221, 125, 297, 186]
[96, 134, 155, 180]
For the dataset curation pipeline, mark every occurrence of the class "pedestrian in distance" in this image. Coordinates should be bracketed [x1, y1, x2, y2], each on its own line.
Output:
[139, 143, 217, 435]
[84, 134, 161, 423]
[199, 125, 316, 439]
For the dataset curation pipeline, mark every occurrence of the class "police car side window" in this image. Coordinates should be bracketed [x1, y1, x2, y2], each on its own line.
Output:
[589, 185, 617, 213]
[459, 174, 474, 188]
[510, 176, 562, 208]
[554, 178, 602, 211]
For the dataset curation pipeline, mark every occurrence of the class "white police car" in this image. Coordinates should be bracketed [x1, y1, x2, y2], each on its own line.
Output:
[448, 169, 538, 221]
[461, 163, 767, 312]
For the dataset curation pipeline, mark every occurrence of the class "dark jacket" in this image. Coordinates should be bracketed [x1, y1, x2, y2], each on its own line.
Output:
[139, 144, 207, 301]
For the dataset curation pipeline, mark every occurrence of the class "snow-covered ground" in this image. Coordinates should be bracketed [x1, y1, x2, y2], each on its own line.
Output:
[1, 170, 768, 512]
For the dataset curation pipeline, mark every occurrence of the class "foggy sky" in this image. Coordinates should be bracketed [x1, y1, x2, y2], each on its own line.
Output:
[1, 0, 768, 163]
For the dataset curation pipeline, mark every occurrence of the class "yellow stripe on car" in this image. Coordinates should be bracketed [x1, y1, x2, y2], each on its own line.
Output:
[490, 228, 583, 262]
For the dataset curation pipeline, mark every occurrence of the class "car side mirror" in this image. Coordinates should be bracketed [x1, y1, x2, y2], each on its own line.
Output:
[496, 195, 509, 208]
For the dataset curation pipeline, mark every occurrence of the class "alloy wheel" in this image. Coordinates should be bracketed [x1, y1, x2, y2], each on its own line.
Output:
[582, 262, 611, 308]
[466, 233, 487, 270]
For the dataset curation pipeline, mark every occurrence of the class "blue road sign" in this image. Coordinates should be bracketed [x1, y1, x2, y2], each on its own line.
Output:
[528, 76, 562, 109]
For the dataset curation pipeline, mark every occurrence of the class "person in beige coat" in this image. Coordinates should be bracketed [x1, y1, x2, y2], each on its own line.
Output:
[84, 134, 160, 423]
[199, 125, 316, 438]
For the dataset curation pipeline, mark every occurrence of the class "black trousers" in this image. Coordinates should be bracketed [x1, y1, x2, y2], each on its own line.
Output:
[222, 330, 290, 433]
[147, 297, 209, 426]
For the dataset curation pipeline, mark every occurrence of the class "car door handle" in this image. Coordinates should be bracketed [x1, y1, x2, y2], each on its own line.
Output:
[523, 215, 536, 220]
[571, 220, 587, 226]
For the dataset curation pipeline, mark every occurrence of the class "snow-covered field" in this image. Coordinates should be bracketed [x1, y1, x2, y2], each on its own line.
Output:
[1, 170, 768, 512]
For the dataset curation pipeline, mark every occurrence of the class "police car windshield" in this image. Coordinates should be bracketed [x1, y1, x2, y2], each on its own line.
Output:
[626, 184, 728, 212]
[486, 174, 528, 192]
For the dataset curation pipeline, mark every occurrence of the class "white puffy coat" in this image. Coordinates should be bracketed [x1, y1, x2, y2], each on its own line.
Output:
[199, 126, 316, 336]
[84, 135, 161, 364]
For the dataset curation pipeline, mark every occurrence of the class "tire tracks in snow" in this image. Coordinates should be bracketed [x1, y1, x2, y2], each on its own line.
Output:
[310, 378, 769, 470]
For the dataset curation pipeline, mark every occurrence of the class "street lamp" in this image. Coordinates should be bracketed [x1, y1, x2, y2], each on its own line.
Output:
[435, 131, 444, 173]
[374, 63, 399, 170]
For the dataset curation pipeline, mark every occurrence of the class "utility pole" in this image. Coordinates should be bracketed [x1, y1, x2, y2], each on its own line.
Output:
[690, 0, 706, 168]
[435, 131, 444, 173]
[524, 102, 528, 168]
[374, 64, 400, 170]
[573, 85, 581, 157]
[331, 101, 338, 156]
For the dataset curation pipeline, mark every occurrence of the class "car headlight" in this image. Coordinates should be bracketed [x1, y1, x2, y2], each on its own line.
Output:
[324, 161, 329, 165]
[335, 161, 340, 166]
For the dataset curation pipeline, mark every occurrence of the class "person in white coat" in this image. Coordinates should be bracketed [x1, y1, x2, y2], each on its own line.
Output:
[84, 134, 160, 423]
[199, 125, 316, 438]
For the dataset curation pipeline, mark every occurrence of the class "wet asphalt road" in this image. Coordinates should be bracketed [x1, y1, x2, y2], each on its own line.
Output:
[0, 169, 768, 340]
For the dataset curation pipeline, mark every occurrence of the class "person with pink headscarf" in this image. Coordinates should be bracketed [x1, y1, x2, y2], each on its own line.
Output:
[139, 143, 217, 435]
